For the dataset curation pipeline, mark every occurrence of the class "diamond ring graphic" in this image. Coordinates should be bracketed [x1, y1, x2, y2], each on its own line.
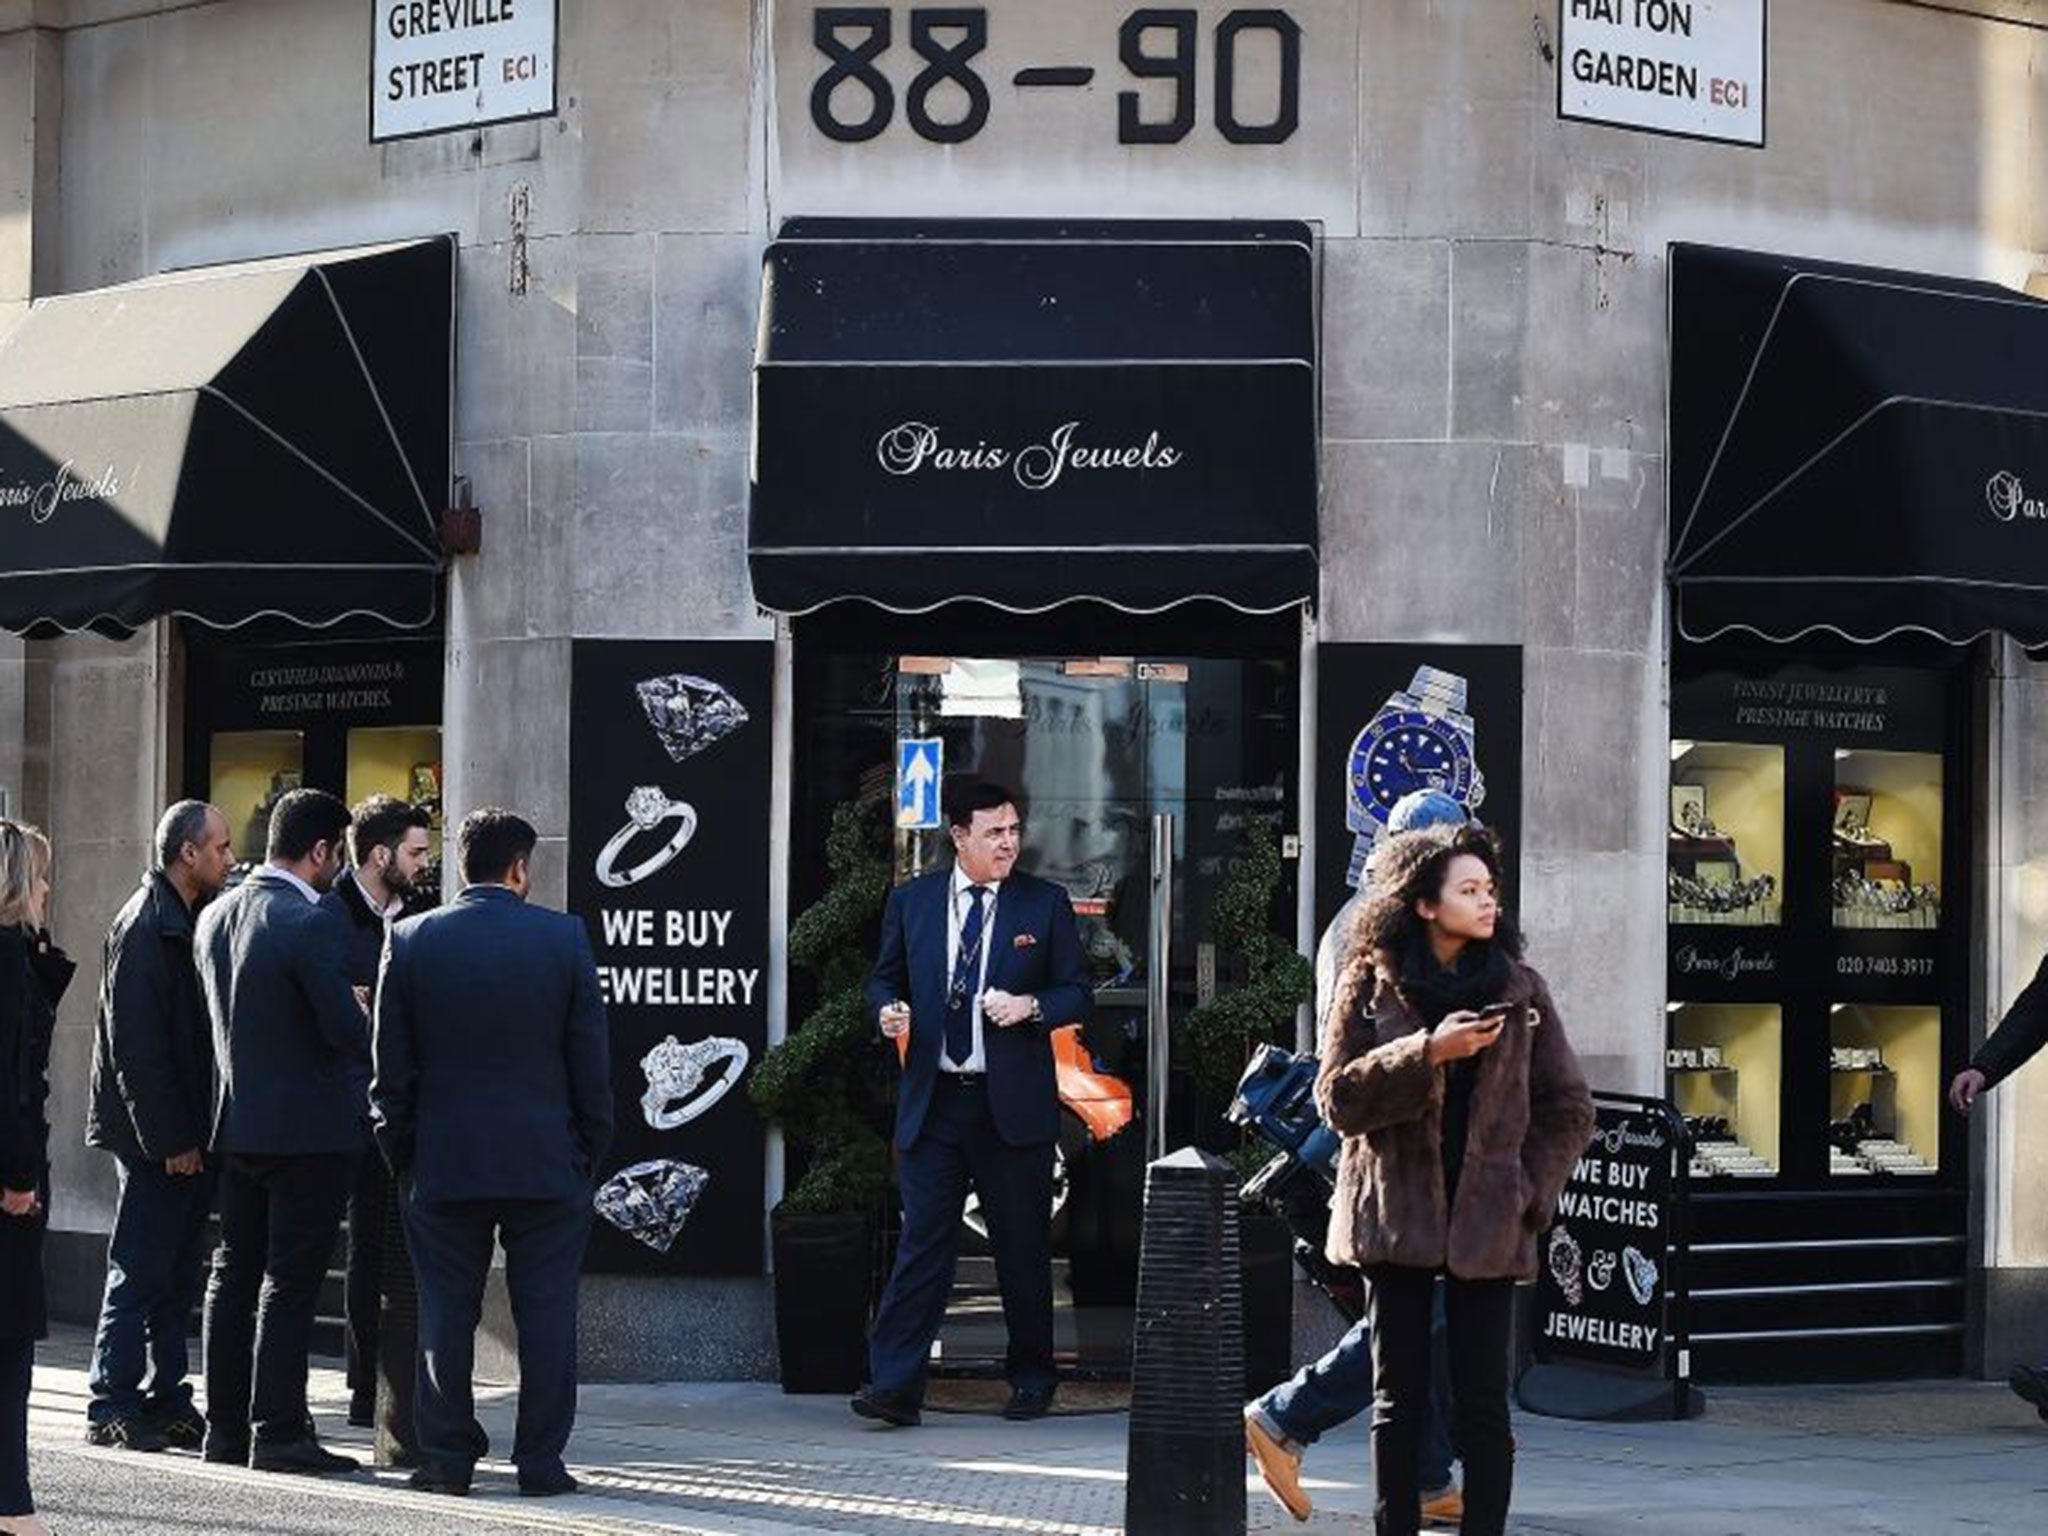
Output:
[640, 1034, 751, 1130]
[595, 786, 698, 889]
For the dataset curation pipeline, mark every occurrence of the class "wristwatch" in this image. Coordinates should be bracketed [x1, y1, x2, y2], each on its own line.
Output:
[1028, 995, 1044, 1024]
[1344, 665, 1485, 888]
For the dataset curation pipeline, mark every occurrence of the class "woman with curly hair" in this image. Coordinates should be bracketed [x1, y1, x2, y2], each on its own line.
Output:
[1316, 822, 1593, 1536]
[1, 821, 75, 1536]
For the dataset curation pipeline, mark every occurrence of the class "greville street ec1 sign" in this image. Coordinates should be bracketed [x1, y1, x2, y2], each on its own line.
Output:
[371, 0, 557, 142]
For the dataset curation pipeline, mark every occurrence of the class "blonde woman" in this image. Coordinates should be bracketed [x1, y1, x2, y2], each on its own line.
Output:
[1, 822, 75, 1536]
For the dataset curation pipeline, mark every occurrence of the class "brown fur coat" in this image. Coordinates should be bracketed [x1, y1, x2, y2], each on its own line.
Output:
[1316, 947, 1594, 1280]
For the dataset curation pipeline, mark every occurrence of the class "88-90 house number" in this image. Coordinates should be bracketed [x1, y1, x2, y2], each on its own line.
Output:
[811, 7, 1303, 145]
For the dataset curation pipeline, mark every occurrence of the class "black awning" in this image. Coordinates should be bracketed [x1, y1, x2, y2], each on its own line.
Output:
[0, 238, 451, 636]
[748, 219, 1318, 616]
[1669, 242, 2048, 646]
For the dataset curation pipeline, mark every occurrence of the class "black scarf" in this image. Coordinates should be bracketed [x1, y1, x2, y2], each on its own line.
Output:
[1400, 933, 1510, 1207]
[1399, 934, 1510, 1028]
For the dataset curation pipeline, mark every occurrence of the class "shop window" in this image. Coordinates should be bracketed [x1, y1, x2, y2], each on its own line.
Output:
[1832, 749, 1941, 929]
[1668, 741, 1783, 925]
[1668, 1002, 1780, 1178]
[346, 727, 444, 830]
[211, 730, 305, 869]
[1827, 1004, 1940, 1177]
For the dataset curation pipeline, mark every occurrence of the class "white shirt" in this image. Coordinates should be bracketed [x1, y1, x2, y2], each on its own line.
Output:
[940, 867, 1001, 1073]
[266, 864, 323, 905]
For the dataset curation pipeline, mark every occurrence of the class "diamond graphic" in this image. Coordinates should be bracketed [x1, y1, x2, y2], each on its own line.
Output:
[594, 1158, 710, 1253]
[636, 674, 748, 763]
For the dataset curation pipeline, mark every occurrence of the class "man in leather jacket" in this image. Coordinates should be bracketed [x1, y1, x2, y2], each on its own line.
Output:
[83, 802, 234, 1451]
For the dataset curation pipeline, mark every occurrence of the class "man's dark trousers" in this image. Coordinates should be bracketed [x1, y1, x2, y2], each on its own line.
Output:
[343, 1153, 388, 1407]
[401, 1190, 592, 1480]
[868, 1076, 1055, 1405]
[202, 1152, 353, 1446]
[87, 1157, 216, 1425]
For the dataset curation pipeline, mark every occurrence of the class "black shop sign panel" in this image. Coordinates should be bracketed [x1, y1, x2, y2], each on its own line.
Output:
[569, 640, 774, 1277]
[1535, 1104, 1675, 1373]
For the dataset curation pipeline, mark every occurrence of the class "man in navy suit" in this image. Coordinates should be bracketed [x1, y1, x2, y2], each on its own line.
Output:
[196, 788, 366, 1475]
[852, 777, 1091, 1427]
[371, 809, 612, 1498]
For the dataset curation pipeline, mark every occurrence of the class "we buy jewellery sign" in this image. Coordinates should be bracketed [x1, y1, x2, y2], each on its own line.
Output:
[1558, 0, 1765, 147]
[371, 0, 558, 141]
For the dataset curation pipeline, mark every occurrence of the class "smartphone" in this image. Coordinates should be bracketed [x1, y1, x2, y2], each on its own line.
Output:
[1475, 1002, 1515, 1027]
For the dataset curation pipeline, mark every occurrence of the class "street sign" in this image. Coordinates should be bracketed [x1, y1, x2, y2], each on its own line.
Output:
[897, 737, 943, 829]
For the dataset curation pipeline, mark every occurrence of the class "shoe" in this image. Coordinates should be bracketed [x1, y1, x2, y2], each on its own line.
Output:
[1422, 1482, 1466, 1527]
[249, 1436, 360, 1475]
[1002, 1384, 1057, 1421]
[146, 1402, 207, 1451]
[84, 1414, 169, 1453]
[849, 1386, 922, 1427]
[0, 1514, 52, 1535]
[407, 1465, 472, 1496]
[200, 1427, 249, 1465]
[1243, 1409, 1311, 1522]
[347, 1391, 376, 1430]
[2012, 1363, 2048, 1421]
[518, 1467, 579, 1497]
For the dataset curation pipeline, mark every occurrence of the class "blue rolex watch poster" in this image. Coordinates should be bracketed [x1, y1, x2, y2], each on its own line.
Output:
[1315, 645, 1523, 935]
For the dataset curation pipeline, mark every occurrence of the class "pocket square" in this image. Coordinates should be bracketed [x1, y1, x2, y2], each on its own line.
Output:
[1012, 933, 1037, 949]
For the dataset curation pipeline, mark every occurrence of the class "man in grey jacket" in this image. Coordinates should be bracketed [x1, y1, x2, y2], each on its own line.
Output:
[84, 802, 233, 1453]
[196, 788, 366, 1476]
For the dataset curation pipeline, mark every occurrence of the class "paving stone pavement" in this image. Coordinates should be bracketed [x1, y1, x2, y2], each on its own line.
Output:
[23, 1331, 2048, 1534]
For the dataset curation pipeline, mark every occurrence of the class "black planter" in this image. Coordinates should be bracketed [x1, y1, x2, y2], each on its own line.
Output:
[1239, 1204, 1296, 1398]
[770, 1208, 875, 1394]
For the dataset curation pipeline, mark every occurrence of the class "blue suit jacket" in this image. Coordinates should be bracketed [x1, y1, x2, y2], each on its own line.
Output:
[197, 870, 369, 1156]
[866, 868, 1092, 1150]
[370, 886, 614, 1204]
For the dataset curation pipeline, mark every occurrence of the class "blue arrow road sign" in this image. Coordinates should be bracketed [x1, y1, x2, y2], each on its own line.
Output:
[897, 738, 943, 829]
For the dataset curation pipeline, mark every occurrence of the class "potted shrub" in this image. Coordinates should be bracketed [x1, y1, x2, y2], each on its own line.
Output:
[749, 800, 894, 1393]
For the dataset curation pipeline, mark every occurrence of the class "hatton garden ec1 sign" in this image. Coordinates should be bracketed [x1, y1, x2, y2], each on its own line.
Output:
[1557, 0, 1765, 148]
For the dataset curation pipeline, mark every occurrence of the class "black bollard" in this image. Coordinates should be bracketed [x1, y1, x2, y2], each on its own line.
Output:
[1123, 1147, 1246, 1536]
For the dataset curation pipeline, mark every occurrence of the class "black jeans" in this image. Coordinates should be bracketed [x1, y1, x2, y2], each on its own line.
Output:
[344, 1152, 388, 1402]
[0, 1337, 31, 1516]
[1365, 1264, 1515, 1536]
[202, 1152, 353, 1445]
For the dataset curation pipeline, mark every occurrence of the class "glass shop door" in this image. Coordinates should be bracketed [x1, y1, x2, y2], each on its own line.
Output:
[884, 651, 1297, 1377]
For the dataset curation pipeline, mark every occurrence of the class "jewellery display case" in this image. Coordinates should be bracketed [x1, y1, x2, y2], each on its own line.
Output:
[1667, 651, 1970, 1382]
[1667, 1003, 1781, 1178]
[1668, 741, 1783, 924]
[1832, 750, 1942, 929]
[210, 730, 305, 872]
[1827, 1004, 1940, 1177]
